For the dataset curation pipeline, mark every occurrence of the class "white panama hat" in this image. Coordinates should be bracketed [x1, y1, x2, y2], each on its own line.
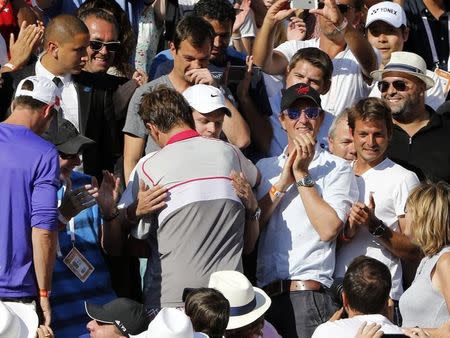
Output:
[208, 271, 271, 330]
[134, 308, 209, 338]
[0, 301, 39, 338]
[371, 51, 435, 89]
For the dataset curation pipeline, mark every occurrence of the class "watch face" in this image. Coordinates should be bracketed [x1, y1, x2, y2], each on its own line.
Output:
[304, 176, 315, 187]
[254, 207, 261, 221]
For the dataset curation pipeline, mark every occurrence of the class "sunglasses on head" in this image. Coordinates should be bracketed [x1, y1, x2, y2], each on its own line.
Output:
[318, 2, 353, 13]
[377, 80, 409, 93]
[286, 107, 322, 120]
[59, 152, 78, 160]
[89, 40, 121, 52]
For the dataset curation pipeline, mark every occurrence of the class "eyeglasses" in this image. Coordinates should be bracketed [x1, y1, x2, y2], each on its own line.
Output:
[59, 152, 79, 160]
[286, 107, 322, 120]
[377, 80, 409, 93]
[318, 2, 353, 13]
[89, 40, 121, 52]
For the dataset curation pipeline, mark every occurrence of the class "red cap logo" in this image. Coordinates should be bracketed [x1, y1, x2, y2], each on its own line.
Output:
[297, 85, 309, 95]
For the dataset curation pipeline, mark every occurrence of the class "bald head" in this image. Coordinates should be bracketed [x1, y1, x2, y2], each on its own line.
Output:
[44, 15, 89, 47]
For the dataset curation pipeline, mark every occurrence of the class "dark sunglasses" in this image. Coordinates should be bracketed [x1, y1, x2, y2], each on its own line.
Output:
[377, 80, 409, 93]
[318, 2, 353, 13]
[286, 107, 322, 120]
[59, 152, 79, 160]
[89, 40, 121, 52]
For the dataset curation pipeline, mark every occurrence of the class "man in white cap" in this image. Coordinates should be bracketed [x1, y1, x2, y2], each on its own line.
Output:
[365, 1, 446, 110]
[0, 76, 60, 333]
[372, 51, 450, 183]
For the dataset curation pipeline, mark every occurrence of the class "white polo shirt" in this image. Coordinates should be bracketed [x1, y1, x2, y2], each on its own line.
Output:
[334, 158, 419, 300]
[275, 38, 374, 116]
[312, 314, 403, 338]
[256, 145, 358, 287]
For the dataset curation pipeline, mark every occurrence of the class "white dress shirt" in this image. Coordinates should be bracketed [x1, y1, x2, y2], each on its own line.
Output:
[35, 58, 80, 130]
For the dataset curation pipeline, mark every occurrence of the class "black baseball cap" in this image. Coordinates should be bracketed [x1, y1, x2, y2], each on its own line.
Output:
[85, 298, 150, 337]
[281, 83, 322, 111]
[44, 118, 95, 155]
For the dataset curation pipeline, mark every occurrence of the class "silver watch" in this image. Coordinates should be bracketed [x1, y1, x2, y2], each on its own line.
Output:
[296, 174, 315, 187]
[247, 206, 261, 221]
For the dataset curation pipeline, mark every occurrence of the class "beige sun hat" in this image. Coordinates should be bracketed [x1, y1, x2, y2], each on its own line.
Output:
[371, 51, 435, 89]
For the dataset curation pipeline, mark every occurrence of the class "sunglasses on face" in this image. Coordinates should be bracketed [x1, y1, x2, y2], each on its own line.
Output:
[89, 40, 121, 52]
[377, 80, 409, 93]
[286, 107, 322, 120]
[318, 2, 353, 13]
[59, 152, 78, 160]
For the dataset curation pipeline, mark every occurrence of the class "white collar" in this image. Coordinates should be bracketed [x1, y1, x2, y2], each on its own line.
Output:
[35, 56, 72, 86]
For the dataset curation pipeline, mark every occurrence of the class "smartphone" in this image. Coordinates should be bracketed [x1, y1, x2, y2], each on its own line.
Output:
[227, 65, 262, 84]
[290, 0, 318, 10]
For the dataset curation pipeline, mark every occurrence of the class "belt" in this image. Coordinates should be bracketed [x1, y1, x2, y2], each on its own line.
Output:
[263, 279, 323, 297]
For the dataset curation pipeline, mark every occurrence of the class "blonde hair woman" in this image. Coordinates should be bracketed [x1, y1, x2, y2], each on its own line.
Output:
[399, 182, 450, 329]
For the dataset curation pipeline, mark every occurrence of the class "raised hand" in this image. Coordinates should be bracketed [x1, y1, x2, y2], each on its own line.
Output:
[230, 170, 258, 213]
[95, 171, 120, 217]
[233, 0, 252, 33]
[287, 16, 307, 41]
[310, 0, 345, 27]
[132, 69, 148, 86]
[9, 20, 44, 69]
[277, 146, 297, 191]
[185, 68, 214, 85]
[265, 0, 296, 24]
[59, 178, 99, 220]
[292, 133, 316, 177]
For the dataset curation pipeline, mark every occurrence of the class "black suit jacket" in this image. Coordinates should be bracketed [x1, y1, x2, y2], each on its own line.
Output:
[4, 63, 135, 181]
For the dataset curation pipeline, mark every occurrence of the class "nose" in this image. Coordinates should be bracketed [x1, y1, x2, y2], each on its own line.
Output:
[298, 110, 309, 123]
[385, 82, 397, 96]
[207, 122, 217, 135]
[367, 134, 376, 146]
[378, 33, 387, 42]
[348, 142, 356, 156]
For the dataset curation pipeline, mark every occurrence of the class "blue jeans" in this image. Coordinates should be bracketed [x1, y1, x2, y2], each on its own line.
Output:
[265, 290, 338, 338]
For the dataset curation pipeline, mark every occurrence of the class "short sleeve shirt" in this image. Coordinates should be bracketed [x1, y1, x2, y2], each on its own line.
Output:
[123, 75, 174, 154]
[0, 123, 59, 297]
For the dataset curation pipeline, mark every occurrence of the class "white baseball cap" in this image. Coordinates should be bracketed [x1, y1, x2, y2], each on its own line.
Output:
[208, 271, 271, 330]
[183, 84, 231, 116]
[0, 301, 39, 338]
[14, 76, 60, 107]
[365, 1, 406, 28]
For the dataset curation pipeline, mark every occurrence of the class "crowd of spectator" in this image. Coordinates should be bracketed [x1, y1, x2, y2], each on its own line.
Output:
[0, 0, 450, 337]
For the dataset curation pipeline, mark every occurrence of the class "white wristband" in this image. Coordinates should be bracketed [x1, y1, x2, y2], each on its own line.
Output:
[3, 62, 15, 70]
[334, 17, 348, 33]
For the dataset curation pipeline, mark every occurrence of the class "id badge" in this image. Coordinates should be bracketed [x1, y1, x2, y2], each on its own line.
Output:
[63, 247, 94, 282]
[435, 68, 450, 96]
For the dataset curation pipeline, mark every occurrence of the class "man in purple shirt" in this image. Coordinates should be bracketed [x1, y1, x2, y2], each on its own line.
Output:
[0, 76, 60, 333]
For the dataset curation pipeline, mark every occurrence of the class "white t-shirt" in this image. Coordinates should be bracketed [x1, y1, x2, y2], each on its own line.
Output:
[334, 158, 420, 300]
[275, 38, 374, 116]
[239, 9, 257, 38]
[0, 34, 8, 66]
[312, 314, 404, 338]
[256, 145, 358, 287]
[369, 69, 445, 110]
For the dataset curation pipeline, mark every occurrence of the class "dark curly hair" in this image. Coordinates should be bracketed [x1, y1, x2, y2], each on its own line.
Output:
[193, 0, 236, 24]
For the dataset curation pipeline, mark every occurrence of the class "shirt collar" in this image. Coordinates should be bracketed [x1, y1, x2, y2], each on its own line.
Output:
[166, 129, 200, 145]
[35, 57, 72, 85]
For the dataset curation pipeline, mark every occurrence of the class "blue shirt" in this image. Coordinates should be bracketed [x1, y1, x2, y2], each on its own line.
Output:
[0, 123, 59, 298]
[52, 171, 116, 337]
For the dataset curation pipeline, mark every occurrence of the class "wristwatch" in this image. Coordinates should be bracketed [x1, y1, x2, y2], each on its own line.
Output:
[296, 174, 315, 188]
[247, 206, 261, 221]
[370, 219, 387, 238]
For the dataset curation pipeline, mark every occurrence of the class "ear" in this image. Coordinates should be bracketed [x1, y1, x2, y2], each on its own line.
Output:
[279, 113, 287, 131]
[43, 104, 54, 119]
[342, 291, 350, 312]
[48, 41, 59, 58]
[322, 79, 331, 95]
[402, 26, 410, 42]
[169, 41, 177, 58]
[146, 123, 159, 141]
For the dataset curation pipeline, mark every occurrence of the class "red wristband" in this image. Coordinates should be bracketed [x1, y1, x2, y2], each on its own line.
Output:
[39, 289, 51, 297]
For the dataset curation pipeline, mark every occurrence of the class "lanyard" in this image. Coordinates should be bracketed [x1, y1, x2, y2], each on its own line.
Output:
[421, 14, 450, 69]
[56, 183, 76, 258]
